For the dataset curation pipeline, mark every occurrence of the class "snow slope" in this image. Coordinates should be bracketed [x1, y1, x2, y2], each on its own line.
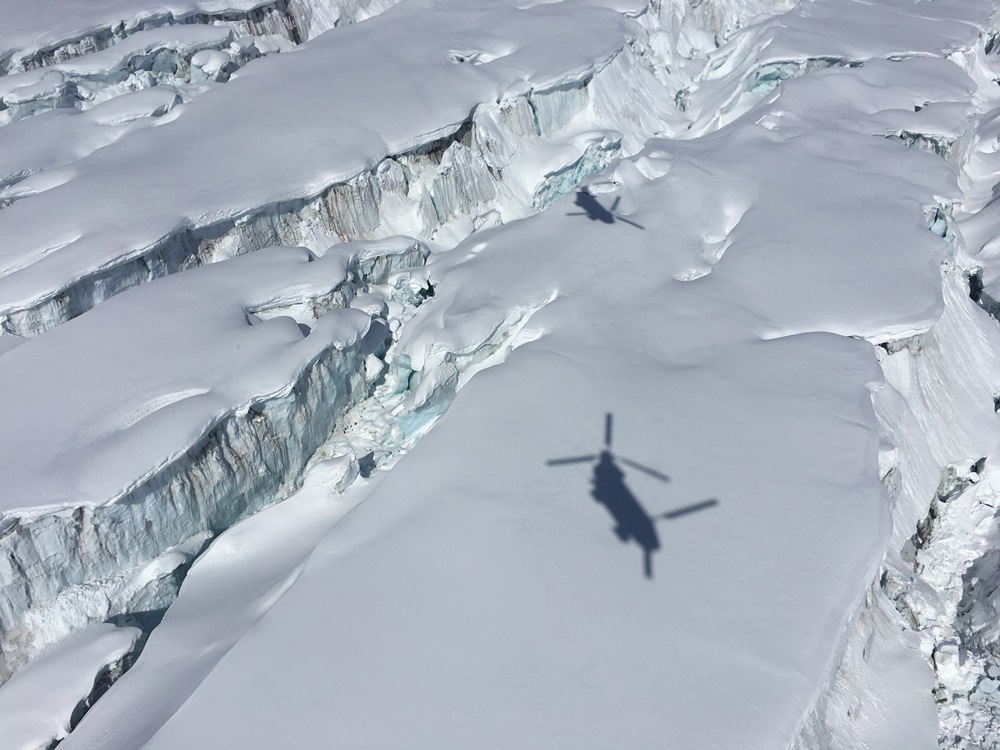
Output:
[3, 0, 1000, 748]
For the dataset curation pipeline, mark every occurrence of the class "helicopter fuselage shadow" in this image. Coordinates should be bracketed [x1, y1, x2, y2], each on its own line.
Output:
[592, 450, 660, 578]
[565, 191, 645, 230]
[548, 413, 717, 579]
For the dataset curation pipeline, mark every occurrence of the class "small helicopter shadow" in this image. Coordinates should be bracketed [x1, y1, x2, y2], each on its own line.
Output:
[566, 191, 645, 230]
[547, 413, 717, 579]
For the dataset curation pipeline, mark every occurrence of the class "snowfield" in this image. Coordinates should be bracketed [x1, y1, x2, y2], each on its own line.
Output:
[3, 0, 1000, 748]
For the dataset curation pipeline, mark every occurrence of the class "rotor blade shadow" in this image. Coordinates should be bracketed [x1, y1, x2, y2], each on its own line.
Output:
[618, 457, 670, 482]
[660, 499, 719, 520]
[547, 455, 598, 466]
[616, 216, 645, 230]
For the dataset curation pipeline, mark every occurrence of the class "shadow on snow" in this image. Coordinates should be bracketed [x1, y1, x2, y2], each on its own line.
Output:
[566, 191, 645, 229]
[547, 413, 717, 579]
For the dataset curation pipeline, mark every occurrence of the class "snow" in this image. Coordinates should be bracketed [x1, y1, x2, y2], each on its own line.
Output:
[0, 623, 140, 750]
[0, 239, 432, 680]
[96, 203, 894, 749]
[3, 0, 1000, 747]
[0, 0, 681, 337]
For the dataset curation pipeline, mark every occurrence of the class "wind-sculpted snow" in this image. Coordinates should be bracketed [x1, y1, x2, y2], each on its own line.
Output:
[7, 0, 1000, 748]
[681, 0, 987, 135]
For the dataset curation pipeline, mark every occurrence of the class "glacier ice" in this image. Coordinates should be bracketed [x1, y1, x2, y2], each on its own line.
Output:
[0, 237, 432, 682]
[0, 21, 678, 338]
[8, 0, 1000, 747]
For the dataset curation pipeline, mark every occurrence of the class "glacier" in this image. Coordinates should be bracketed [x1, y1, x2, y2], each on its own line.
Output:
[4, 0, 1000, 748]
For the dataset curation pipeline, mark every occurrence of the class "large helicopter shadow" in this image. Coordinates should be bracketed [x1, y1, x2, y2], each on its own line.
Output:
[566, 191, 645, 230]
[547, 413, 717, 579]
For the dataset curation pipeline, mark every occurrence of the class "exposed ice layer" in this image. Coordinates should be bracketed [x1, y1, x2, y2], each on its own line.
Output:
[787, 271, 1000, 750]
[53, 285, 554, 750]
[642, 0, 795, 67]
[0, 0, 407, 127]
[831, 31, 1000, 749]
[7, 270, 549, 750]
[0, 238, 430, 683]
[532, 134, 619, 210]
[745, 56, 862, 96]
[0, 0, 406, 77]
[8, 531, 211, 689]
[891, 130, 960, 161]
[680, 0, 989, 136]
[874, 271, 1000, 750]
[0, 623, 141, 750]
[0, 14, 676, 338]
[285, 0, 402, 40]
[0, 26, 269, 128]
[778, 29, 1000, 750]
[0, 0, 304, 76]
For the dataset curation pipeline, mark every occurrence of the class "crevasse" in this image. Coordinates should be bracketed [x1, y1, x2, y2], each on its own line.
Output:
[0, 38, 674, 339]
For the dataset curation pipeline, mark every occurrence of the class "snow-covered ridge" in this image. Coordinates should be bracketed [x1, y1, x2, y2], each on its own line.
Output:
[0, 29, 674, 339]
[0, 0, 398, 77]
[861, 33, 1000, 748]
[0, 238, 427, 683]
[780, 26, 1000, 749]
[0, 0, 302, 77]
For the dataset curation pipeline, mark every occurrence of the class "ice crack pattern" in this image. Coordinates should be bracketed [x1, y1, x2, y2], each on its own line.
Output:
[3, 0, 1000, 749]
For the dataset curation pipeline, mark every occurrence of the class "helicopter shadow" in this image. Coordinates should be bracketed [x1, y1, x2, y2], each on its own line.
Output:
[566, 191, 645, 230]
[547, 413, 717, 579]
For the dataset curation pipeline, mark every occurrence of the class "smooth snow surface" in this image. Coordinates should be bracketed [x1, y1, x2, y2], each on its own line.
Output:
[0, 624, 140, 750]
[5, 0, 1000, 748]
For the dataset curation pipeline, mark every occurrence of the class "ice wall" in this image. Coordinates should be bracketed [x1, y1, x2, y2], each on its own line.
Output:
[0, 238, 430, 683]
[0, 0, 402, 77]
[0, 36, 675, 339]
[0, 623, 142, 750]
[1, 0, 302, 76]
[856, 35, 1000, 749]
[785, 27, 1000, 750]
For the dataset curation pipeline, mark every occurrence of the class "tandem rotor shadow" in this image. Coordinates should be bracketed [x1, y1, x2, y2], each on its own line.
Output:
[547, 413, 717, 579]
[566, 191, 645, 229]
